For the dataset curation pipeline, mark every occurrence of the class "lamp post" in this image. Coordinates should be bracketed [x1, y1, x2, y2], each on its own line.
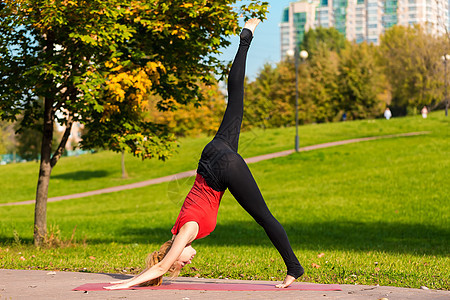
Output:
[442, 54, 450, 117]
[287, 48, 308, 152]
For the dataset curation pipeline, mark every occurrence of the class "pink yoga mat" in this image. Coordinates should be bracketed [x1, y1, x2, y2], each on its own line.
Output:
[73, 282, 342, 291]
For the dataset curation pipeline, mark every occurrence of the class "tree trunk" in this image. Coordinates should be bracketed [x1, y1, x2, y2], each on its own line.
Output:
[121, 150, 128, 179]
[34, 96, 54, 247]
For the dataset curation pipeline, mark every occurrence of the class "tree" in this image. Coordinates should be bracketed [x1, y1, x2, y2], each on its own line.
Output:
[147, 81, 226, 137]
[244, 63, 280, 128]
[299, 47, 340, 123]
[337, 42, 388, 119]
[0, 0, 268, 246]
[378, 25, 446, 114]
[0, 121, 15, 156]
[302, 27, 349, 58]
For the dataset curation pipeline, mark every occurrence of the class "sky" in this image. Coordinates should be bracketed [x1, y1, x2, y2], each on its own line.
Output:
[220, 0, 294, 80]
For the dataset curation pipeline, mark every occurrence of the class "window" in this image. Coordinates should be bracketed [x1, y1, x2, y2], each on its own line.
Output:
[294, 12, 307, 24]
[282, 7, 289, 23]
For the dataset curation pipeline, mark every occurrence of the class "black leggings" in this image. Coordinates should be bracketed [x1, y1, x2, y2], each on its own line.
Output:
[197, 28, 303, 279]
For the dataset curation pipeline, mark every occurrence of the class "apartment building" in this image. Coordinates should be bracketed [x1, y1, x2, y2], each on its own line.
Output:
[280, 0, 449, 58]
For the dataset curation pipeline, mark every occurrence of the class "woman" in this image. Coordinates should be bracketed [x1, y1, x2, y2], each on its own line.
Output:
[106, 18, 303, 290]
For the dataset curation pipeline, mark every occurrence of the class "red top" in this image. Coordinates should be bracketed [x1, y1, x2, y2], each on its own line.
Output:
[171, 174, 225, 240]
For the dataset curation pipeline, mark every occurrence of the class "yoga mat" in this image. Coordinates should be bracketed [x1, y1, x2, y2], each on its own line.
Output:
[73, 282, 342, 291]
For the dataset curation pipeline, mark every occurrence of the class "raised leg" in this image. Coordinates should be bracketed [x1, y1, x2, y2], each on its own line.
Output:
[214, 19, 259, 152]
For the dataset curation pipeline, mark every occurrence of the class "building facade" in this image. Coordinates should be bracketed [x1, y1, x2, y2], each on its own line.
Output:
[280, 0, 449, 59]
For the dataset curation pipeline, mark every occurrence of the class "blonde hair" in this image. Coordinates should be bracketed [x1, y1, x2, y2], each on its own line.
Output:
[139, 239, 182, 286]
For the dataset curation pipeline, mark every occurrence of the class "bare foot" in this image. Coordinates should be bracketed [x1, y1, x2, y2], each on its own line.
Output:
[275, 275, 296, 288]
[243, 18, 261, 35]
[104, 282, 132, 290]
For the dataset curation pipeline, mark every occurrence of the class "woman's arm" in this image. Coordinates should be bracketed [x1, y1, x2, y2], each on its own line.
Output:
[105, 221, 199, 290]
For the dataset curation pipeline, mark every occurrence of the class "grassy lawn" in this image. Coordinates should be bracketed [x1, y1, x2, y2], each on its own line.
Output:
[0, 112, 445, 203]
[0, 112, 448, 289]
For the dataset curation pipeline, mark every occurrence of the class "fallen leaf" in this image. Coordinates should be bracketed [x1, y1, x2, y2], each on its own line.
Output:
[311, 263, 321, 268]
[89, 256, 96, 260]
[375, 267, 380, 272]
[317, 253, 325, 258]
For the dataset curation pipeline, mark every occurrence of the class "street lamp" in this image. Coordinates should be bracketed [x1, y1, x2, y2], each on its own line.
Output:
[287, 48, 308, 152]
[442, 54, 450, 117]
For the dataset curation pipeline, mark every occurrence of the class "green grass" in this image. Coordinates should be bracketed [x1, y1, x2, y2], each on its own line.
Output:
[0, 111, 448, 289]
[0, 112, 444, 203]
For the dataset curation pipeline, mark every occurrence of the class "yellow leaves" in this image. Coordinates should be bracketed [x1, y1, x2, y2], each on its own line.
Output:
[100, 59, 165, 122]
[146, 61, 165, 74]
[170, 25, 188, 40]
[180, 3, 193, 8]
[62, 0, 77, 6]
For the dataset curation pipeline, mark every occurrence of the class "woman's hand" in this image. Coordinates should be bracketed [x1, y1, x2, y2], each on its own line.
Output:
[104, 282, 133, 290]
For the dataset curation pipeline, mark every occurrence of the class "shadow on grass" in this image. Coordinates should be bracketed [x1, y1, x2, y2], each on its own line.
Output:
[51, 170, 110, 181]
[86, 220, 449, 256]
[1, 220, 447, 256]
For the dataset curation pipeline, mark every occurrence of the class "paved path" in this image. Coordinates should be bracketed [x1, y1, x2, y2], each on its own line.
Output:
[0, 131, 430, 207]
[1, 269, 448, 300]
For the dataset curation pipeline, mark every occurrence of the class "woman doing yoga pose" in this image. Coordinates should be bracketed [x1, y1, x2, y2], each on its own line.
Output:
[106, 18, 303, 290]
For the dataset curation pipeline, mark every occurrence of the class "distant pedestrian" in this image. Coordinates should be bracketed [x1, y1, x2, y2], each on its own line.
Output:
[342, 112, 347, 121]
[384, 108, 392, 120]
[421, 106, 428, 118]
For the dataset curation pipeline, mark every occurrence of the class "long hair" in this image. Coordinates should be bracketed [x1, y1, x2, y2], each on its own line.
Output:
[139, 239, 182, 286]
